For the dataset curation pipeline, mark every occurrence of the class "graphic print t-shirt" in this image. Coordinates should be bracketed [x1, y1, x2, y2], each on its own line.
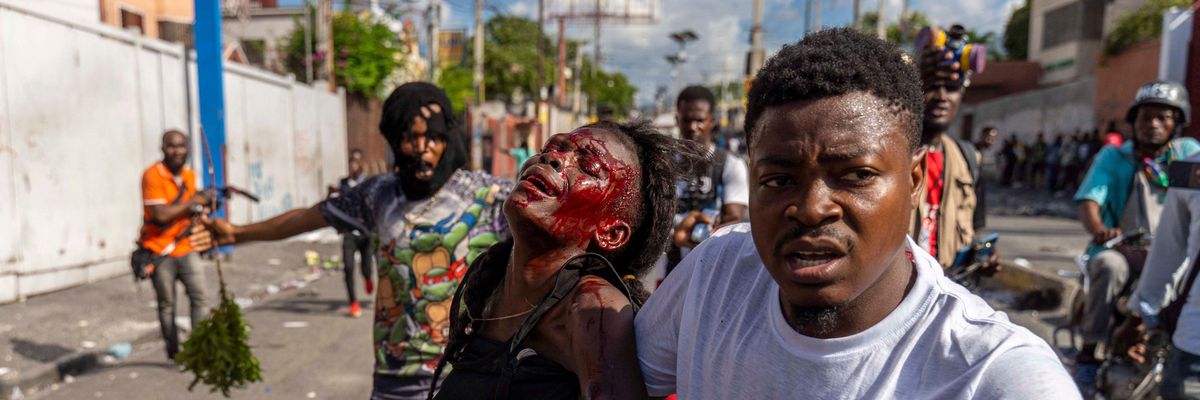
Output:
[319, 170, 512, 377]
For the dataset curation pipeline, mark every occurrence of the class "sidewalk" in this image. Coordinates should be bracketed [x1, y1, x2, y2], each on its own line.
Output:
[987, 182, 1079, 219]
[0, 230, 346, 399]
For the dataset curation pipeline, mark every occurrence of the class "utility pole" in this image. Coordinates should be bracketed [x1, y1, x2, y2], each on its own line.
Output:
[669, 30, 698, 94]
[746, 0, 764, 78]
[666, 54, 683, 102]
[875, 0, 885, 39]
[318, 0, 334, 92]
[594, 0, 602, 70]
[473, 0, 484, 104]
[572, 43, 583, 121]
[536, 0, 545, 127]
[304, 2, 313, 83]
[429, 0, 441, 82]
[546, 0, 656, 110]
[193, 0, 228, 226]
[852, 0, 860, 30]
[537, 0, 545, 102]
[812, 0, 820, 32]
[898, 0, 909, 44]
[471, 0, 485, 171]
[803, 0, 811, 34]
[556, 18, 567, 106]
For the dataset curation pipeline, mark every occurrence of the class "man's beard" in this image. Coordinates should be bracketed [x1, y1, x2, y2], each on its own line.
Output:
[787, 304, 845, 337]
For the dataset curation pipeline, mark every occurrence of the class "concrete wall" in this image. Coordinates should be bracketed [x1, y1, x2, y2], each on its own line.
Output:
[1095, 39, 1160, 132]
[955, 77, 1097, 159]
[15, 0, 98, 25]
[0, 0, 347, 303]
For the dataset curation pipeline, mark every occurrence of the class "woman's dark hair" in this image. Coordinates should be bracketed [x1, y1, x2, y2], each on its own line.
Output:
[428, 119, 708, 396]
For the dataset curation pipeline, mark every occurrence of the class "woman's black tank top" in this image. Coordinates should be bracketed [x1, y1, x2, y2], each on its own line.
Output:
[434, 253, 639, 400]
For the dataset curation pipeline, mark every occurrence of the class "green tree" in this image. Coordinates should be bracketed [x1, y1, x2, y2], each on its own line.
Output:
[1003, 1, 1030, 60]
[283, 10, 399, 97]
[859, 11, 931, 45]
[580, 57, 637, 117]
[452, 16, 637, 117]
[479, 16, 555, 104]
[437, 65, 474, 113]
[1104, 0, 1190, 56]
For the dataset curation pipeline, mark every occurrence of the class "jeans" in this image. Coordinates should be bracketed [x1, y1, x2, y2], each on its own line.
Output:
[342, 233, 373, 304]
[1082, 249, 1145, 343]
[150, 253, 208, 359]
[1164, 347, 1200, 399]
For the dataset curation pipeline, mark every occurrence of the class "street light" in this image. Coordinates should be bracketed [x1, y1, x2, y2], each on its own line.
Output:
[668, 30, 698, 106]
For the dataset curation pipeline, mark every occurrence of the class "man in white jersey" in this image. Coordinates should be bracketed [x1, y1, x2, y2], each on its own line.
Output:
[635, 28, 1079, 399]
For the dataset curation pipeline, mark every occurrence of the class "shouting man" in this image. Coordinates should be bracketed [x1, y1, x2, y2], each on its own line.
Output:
[634, 28, 1076, 399]
[206, 83, 511, 400]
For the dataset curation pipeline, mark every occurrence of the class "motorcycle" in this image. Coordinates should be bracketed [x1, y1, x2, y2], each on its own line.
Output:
[1055, 228, 1150, 354]
[1053, 228, 1158, 399]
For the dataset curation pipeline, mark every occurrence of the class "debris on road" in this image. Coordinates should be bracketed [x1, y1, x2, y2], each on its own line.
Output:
[107, 342, 132, 360]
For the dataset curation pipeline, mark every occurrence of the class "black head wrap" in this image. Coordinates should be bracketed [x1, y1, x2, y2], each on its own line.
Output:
[379, 82, 468, 200]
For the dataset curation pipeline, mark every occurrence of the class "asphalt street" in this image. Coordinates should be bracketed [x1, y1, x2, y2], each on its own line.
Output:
[30, 270, 375, 400]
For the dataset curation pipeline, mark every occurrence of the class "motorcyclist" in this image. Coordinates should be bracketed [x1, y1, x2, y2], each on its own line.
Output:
[1072, 80, 1199, 396]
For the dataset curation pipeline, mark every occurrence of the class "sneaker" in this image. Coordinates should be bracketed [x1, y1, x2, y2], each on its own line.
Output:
[364, 278, 374, 295]
[1073, 362, 1099, 398]
[349, 301, 362, 318]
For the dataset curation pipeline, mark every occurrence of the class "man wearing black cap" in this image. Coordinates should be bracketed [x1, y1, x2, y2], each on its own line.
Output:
[205, 82, 512, 399]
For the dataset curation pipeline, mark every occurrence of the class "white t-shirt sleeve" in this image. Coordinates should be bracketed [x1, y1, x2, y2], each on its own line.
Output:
[721, 153, 749, 207]
[971, 345, 1080, 399]
[636, 240, 701, 396]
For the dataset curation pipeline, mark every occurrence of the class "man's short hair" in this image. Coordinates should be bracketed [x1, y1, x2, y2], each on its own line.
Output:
[161, 129, 187, 143]
[744, 28, 923, 149]
[677, 85, 717, 110]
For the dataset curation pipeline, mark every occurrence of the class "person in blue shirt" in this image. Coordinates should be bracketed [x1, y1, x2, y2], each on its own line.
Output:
[1072, 80, 1197, 395]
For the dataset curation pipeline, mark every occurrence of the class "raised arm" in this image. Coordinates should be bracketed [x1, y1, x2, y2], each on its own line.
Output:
[204, 204, 328, 245]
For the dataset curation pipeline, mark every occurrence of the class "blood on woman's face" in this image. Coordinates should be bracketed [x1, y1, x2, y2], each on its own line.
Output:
[505, 128, 641, 250]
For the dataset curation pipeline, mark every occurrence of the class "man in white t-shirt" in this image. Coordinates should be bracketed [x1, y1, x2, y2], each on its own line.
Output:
[635, 28, 1078, 399]
[666, 85, 750, 274]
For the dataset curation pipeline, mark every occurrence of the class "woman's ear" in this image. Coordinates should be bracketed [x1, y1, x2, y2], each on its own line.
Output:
[593, 219, 632, 251]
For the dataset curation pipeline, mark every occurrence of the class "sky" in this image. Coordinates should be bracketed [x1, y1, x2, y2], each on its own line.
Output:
[280, 0, 1026, 105]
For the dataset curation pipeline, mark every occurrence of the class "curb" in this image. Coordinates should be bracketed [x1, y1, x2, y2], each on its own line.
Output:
[0, 268, 334, 400]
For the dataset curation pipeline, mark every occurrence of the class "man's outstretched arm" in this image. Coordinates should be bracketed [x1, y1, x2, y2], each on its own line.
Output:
[204, 205, 328, 245]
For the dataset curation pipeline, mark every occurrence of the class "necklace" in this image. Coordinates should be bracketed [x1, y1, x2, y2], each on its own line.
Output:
[402, 194, 439, 226]
[465, 298, 537, 335]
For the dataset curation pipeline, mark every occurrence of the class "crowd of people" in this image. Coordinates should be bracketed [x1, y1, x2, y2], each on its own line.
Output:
[129, 22, 1200, 399]
[997, 126, 1126, 194]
